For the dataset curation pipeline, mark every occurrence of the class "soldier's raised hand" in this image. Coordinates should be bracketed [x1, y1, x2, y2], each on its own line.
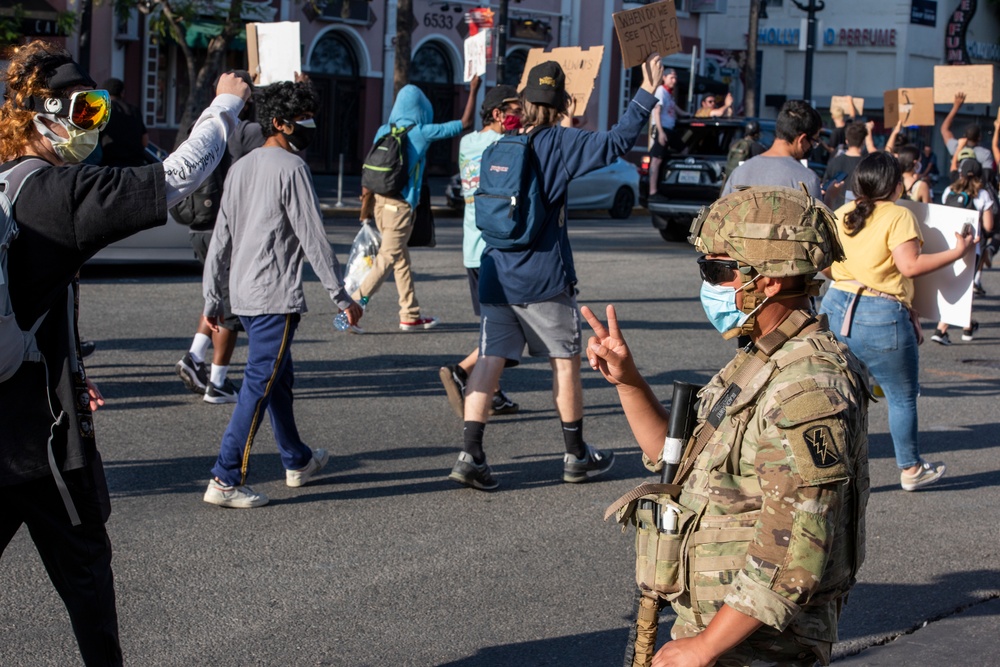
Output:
[581, 304, 642, 387]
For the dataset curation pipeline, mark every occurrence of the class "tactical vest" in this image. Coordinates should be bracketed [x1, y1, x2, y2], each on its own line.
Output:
[608, 310, 870, 648]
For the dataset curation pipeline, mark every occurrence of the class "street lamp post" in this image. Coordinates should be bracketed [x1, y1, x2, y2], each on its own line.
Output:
[745, 0, 766, 118]
[496, 0, 509, 84]
[791, 0, 824, 104]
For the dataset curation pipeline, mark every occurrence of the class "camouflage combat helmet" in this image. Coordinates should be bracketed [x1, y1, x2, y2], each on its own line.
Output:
[688, 185, 844, 277]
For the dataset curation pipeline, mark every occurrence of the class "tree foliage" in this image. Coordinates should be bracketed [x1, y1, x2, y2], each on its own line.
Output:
[111, 0, 272, 145]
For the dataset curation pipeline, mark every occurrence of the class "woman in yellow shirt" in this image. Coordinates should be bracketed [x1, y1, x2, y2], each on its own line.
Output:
[820, 152, 974, 491]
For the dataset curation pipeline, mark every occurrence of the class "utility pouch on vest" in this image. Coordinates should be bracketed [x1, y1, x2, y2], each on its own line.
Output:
[631, 494, 696, 597]
[687, 509, 760, 623]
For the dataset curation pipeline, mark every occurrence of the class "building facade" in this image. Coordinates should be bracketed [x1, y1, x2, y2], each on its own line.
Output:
[703, 0, 1000, 118]
[47, 0, 712, 173]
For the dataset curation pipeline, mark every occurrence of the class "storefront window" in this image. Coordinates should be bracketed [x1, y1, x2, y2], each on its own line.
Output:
[309, 31, 358, 77]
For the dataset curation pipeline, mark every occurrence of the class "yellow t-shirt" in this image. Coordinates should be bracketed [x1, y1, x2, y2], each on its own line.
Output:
[829, 200, 923, 307]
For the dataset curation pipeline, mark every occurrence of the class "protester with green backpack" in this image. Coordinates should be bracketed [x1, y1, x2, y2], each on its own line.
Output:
[354, 76, 480, 331]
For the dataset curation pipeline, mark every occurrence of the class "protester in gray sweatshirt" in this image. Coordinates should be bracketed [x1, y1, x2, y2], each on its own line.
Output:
[201, 80, 362, 509]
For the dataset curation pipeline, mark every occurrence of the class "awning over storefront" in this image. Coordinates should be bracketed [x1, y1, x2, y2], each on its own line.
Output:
[183, 20, 247, 50]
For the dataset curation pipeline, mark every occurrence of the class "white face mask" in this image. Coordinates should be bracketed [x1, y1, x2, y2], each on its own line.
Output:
[33, 113, 99, 164]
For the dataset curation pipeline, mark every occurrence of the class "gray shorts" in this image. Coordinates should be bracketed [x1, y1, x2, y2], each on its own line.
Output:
[190, 231, 241, 332]
[479, 289, 581, 364]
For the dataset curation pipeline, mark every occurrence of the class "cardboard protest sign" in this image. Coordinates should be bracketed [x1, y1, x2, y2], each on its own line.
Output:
[612, 1, 681, 70]
[830, 95, 863, 117]
[464, 31, 488, 82]
[246, 22, 301, 85]
[897, 199, 976, 328]
[883, 88, 934, 127]
[934, 64, 995, 104]
[518, 46, 604, 114]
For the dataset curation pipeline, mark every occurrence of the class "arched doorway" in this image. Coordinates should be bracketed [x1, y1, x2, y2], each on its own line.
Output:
[306, 30, 363, 174]
[410, 41, 457, 175]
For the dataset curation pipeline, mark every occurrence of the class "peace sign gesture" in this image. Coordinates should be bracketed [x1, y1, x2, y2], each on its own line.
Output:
[581, 304, 642, 388]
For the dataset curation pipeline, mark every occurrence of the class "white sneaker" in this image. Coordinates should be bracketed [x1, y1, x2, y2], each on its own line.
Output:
[900, 460, 946, 491]
[203, 480, 269, 508]
[286, 448, 330, 488]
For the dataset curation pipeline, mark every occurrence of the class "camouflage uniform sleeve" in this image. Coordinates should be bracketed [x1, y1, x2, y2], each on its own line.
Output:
[723, 371, 853, 631]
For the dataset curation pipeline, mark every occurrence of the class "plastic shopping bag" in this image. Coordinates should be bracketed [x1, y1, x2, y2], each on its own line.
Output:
[343, 219, 381, 296]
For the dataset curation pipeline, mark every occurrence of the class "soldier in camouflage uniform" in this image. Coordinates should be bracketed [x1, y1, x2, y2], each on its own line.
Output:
[582, 186, 870, 666]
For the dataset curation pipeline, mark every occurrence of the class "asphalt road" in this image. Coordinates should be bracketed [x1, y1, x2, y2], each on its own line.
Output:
[2, 212, 999, 666]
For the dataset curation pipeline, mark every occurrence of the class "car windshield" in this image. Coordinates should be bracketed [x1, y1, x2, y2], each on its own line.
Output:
[671, 123, 775, 156]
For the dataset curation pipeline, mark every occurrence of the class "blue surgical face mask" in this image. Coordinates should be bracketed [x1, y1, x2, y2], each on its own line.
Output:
[700, 281, 748, 334]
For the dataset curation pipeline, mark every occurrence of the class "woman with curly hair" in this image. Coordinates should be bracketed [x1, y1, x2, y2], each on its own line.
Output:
[0, 40, 248, 665]
[819, 151, 974, 491]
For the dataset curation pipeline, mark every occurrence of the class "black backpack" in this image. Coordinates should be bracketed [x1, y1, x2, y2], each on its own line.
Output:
[361, 125, 411, 197]
[170, 155, 230, 231]
[944, 190, 975, 210]
[0, 158, 50, 382]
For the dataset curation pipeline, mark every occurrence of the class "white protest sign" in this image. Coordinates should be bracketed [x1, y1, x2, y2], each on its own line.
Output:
[246, 22, 302, 85]
[897, 199, 977, 328]
[464, 31, 488, 82]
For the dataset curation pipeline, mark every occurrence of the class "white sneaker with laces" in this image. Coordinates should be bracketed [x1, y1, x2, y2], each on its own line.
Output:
[203, 480, 269, 508]
[286, 448, 330, 488]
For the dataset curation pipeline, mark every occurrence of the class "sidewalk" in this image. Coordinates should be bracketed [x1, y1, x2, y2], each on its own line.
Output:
[834, 596, 1000, 666]
[313, 173, 459, 219]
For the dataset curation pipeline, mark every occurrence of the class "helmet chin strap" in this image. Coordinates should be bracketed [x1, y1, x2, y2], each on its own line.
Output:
[722, 275, 811, 340]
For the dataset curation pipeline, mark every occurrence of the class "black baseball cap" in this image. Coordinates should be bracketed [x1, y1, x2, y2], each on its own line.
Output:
[482, 85, 519, 114]
[522, 61, 565, 107]
[959, 157, 983, 178]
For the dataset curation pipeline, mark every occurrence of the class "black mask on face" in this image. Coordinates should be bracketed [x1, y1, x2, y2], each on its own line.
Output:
[284, 118, 316, 152]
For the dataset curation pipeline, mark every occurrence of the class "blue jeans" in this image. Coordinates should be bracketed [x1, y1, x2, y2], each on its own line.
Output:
[211, 314, 312, 486]
[820, 288, 921, 469]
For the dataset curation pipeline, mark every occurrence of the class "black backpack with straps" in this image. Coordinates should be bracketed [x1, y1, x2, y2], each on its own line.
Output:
[361, 125, 412, 197]
[0, 157, 50, 382]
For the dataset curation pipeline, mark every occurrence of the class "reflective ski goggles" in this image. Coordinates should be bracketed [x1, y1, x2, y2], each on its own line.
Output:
[26, 90, 111, 131]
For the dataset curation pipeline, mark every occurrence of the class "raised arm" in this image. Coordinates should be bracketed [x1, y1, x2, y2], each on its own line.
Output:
[460, 75, 482, 130]
[950, 137, 967, 173]
[864, 121, 877, 154]
[884, 120, 902, 154]
[163, 73, 250, 207]
[710, 92, 734, 118]
[941, 92, 965, 144]
[582, 305, 669, 460]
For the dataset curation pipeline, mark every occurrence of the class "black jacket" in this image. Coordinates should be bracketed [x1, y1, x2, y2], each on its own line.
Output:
[0, 158, 166, 485]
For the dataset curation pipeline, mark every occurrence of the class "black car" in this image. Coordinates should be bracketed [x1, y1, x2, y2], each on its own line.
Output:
[640, 118, 776, 242]
[639, 118, 829, 242]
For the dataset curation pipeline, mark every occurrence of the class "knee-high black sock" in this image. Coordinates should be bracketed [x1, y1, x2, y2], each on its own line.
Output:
[463, 421, 487, 463]
[562, 419, 585, 459]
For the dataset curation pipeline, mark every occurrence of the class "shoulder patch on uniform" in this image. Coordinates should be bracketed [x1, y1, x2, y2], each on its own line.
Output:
[785, 418, 850, 484]
[803, 424, 840, 468]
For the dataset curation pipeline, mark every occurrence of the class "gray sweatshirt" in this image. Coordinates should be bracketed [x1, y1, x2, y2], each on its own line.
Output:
[203, 146, 352, 317]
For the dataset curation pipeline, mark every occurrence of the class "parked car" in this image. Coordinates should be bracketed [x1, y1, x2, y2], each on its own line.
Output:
[639, 118, 829, 242]
[446, 157, 640, 219]
[89, 143, 198, 264]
